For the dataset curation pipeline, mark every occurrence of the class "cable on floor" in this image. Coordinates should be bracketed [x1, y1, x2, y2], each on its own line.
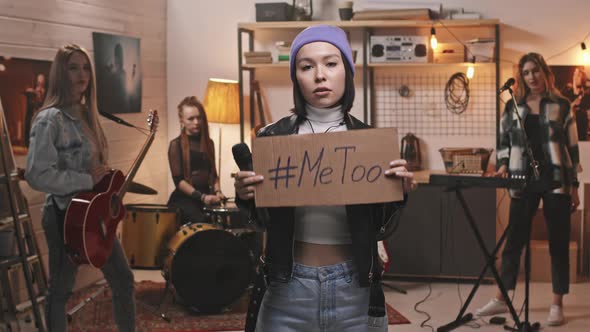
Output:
[413, 282, 435, 332]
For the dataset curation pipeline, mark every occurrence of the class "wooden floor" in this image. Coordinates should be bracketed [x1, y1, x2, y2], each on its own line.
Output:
[383, 277, 590, 331]
[11, 271, 590, 331]
[135, 270, 590, 332]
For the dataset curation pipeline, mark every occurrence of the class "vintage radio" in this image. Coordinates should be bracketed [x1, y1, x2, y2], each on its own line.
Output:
[370, 35, 428, 63]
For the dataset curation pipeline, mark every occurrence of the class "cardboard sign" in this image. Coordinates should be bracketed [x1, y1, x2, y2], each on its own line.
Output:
[252, 128, 403, 207]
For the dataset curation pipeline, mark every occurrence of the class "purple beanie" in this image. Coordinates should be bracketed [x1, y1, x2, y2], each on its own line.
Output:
[289, 25, 354, 82]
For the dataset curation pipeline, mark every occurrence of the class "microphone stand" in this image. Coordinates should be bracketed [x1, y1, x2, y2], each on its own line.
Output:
[506, 88, 540, 181]
[99, 110, 136, 128]
[504, 87, 541, 332]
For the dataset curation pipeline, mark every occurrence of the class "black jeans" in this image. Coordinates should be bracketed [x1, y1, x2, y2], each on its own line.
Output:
[501, 192, 571, 294]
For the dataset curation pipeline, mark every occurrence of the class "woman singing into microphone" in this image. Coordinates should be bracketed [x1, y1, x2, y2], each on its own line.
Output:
[476, 52, 580, 326]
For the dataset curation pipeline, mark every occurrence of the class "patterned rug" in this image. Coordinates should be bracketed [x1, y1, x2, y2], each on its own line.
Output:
[67, 280, 410, 331]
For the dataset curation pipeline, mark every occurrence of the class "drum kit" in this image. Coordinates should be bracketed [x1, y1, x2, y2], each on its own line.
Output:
[67, 181, 260, 322]
[120, 184, 260, 314]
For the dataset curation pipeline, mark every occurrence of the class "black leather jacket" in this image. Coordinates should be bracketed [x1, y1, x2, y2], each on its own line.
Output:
[239, 113, 406, 331]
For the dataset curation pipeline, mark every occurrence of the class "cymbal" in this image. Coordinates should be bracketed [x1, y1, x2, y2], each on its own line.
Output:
[128, 181, 158, 195]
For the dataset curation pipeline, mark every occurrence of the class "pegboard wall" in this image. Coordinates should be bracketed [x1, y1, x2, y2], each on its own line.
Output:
[374, 65, 497, 136]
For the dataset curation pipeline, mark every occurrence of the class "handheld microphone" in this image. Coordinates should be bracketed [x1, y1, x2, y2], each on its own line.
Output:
[232, 143, 253, 172]
[498, 78, 515, 94]
[98, 110, 135, 128]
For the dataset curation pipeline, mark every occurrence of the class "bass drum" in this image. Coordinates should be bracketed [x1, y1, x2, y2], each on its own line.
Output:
[163, 223, 253, 313]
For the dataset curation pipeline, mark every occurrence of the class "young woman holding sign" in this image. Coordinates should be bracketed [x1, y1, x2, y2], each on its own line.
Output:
[234, 25, 417, 332]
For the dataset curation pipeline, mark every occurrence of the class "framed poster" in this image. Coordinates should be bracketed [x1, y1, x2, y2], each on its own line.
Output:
[0, 56, 51, 155]
[93, 32, 142, 114]
[551, 66, 590, 141]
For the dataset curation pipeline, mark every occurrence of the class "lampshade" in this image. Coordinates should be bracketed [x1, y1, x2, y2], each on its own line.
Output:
[203, 78, 240, 124]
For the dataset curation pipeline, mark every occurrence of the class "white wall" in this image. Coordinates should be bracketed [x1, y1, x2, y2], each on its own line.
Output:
[167, 0, 590, 195]
[167, 0, 252, 195]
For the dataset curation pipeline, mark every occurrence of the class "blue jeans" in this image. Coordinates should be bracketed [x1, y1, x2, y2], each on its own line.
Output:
[256, 261, 387, 332]
[42, 202, 136, 332]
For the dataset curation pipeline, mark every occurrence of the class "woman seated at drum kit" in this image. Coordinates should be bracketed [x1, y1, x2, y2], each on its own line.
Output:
[163, 97, 257, 312]
[167, 96, 226, 224]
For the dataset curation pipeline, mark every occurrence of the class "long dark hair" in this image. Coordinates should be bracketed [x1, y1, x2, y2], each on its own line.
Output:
[177, 96, 217, 184]
[515, 52, 562, 100]
[292, 51, 355, 116]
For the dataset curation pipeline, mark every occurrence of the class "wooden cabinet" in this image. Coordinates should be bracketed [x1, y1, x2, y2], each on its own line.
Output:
[386, 185, 496, 279]
[237, 19, 500, 141]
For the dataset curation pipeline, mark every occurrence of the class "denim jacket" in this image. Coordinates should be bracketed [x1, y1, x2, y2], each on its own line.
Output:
[25, 107, 95, 210]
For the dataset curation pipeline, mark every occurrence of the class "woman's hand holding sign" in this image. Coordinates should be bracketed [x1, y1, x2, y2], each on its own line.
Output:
[385, 159, 418, 193]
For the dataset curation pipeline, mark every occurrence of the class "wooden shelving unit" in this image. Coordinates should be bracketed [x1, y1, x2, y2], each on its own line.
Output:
[237, 19, 500, 142]
[242, 61, 496, 69]
[238, 19, 499, 30]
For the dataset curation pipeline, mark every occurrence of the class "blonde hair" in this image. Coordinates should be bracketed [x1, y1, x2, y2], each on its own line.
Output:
[573, 67, 588, 96]
[41, 44, 108, 164]
[515, 52, 562, 100]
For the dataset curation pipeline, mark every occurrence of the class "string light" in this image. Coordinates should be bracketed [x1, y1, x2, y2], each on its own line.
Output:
[436, 20, 590, 66]
[430, 27, 438, 50]
[466, 57, 475, 79]
[466, 66, 474, 79]
[581, 42, 590, 64]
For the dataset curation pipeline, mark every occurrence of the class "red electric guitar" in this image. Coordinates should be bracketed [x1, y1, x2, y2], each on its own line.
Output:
[64, 110, 158, 268]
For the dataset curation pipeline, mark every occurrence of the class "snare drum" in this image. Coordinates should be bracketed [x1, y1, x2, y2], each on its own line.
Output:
[203, 201, 245, 228]
[162, 223, 253, 313]
[122, 204, 178, 269]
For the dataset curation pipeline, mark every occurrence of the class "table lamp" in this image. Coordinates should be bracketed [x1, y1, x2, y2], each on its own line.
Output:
[203, 78, 240, 184]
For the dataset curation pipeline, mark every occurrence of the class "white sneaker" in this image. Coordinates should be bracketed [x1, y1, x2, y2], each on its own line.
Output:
[547, 304, 565, 326]
[475, 298, 508, 317]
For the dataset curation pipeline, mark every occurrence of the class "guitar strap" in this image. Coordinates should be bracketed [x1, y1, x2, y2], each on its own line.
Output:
[244, 257, 268, 332]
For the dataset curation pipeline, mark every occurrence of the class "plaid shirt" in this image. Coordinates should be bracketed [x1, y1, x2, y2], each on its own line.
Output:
[497, 94, 581, 197]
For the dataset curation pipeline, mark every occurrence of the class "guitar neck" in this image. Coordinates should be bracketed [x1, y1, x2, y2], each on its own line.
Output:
[252, 81, 266, 126]
[256, 89, 265, 126]
[118, 130, 156, 199]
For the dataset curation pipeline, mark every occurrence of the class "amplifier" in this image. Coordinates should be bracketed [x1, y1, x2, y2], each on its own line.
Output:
[370, 35, 428, 63]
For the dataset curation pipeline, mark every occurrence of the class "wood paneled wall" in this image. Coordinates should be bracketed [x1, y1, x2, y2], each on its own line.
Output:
[0, 0, 168, 301]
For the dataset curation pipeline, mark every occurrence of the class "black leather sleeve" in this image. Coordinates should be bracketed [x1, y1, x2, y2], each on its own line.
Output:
[374, 193, 408, 241]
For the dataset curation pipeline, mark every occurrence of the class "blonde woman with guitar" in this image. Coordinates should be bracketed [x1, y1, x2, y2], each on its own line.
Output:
[26, 44, 136, 332]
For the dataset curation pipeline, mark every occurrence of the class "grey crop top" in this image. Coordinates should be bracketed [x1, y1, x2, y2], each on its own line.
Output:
[293, 104, 352, 245]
